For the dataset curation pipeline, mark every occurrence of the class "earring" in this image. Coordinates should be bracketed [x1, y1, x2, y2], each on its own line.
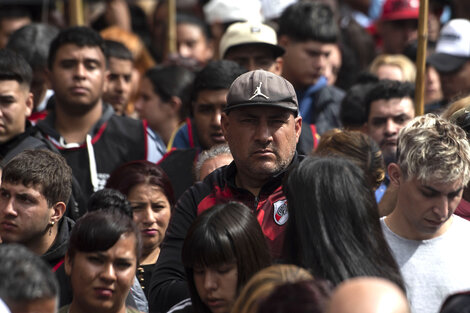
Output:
[49, 221, 55, 236]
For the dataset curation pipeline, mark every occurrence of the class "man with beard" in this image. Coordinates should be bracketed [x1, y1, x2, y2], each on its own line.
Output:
[149, 70, 302, 312]
[364, 80, 415, 203]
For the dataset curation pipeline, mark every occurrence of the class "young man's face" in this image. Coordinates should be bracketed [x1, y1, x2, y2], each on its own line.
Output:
[279, 37, 336, 89]
[48, 44, 106, 115]
[389, 164, 464, 240]
[193, 89, 228, 150]
[365, 97, 415, 165]
[103, 57, 133, 115]
[0, 80, 33, 143]
[379, 19, 418, 54]
[0, 182, 52, 249]
[224, 44, 282, 75]
[0, 16, 31, 49]
[439, 61, 470, 102]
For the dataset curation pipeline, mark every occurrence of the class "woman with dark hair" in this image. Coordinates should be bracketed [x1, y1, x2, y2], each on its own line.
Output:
[284, 156, 405, 290]
[106, 160, 174, 298]
[134, 65, 194, 146]
[60, 210, 142, 313]
[170, 202, 272, 313]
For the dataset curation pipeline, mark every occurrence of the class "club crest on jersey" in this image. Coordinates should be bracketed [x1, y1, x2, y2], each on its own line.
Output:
[273, 200, 288, 225]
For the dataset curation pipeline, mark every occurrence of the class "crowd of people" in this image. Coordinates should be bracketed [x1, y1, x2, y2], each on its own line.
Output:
[1, 0, 470, 313]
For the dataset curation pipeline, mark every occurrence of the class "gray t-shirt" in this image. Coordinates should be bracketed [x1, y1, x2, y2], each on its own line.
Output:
[381, 215, 470, 313]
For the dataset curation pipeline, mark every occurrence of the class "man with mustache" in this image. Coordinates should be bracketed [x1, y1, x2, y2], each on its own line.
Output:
[149, 70, 302, 313]
[364, 79, 415, 204]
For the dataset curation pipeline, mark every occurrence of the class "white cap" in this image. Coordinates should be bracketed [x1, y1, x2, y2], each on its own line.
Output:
[219, 22, 284, 58]
[203, 0, 263, 24]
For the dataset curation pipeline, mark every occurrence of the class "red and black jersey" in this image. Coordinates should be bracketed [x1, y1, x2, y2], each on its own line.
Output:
[148, 154, 302, 313]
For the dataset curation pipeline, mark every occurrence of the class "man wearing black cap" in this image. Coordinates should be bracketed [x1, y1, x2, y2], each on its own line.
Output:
[428, 19, 470, 108]
[149, 70, 302, 313]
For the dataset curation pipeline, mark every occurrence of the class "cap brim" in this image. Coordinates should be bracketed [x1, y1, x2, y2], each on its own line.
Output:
[225, 42, 285, 58]
[224, 102, 297, 114]
[427, 53, 468, 73]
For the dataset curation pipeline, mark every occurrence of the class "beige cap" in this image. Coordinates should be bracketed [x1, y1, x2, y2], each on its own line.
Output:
[219, 22, 285, 59]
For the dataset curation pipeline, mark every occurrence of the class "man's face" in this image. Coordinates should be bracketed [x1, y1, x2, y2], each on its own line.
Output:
[103, 57, 133, 115]
[379, 19, 418, 54]
[390, 165, 463, 240]
[193, 89, 228, 149]
[0, 16, 31, 49]
[0, 182, 52, 249]
[438, 61, 470, 101]
[48, 44, 106, 115]
[279, 37, 336, 89]
[176, 23, 213, 65]
[221, 106, 302, 182]
[365, 97, 415, 164]
[0, 80, 33, 143]
[224, 44, 282, 75]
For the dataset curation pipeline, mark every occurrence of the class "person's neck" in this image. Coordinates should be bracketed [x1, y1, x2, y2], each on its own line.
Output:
[55, 100, 103, 144]
[153, 118, 178, 146]
[140, 245, 161, 265]
[26, 224, 58, 256]
[235, 171, 269, 197]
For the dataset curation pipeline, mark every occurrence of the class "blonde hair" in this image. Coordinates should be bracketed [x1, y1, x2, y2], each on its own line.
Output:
[315, 129, 385, 189]
[370, 54, 416, 82]
[397, 114, 470, 185]
[442, 94, 470, 120]
[230, 264, 313, 313]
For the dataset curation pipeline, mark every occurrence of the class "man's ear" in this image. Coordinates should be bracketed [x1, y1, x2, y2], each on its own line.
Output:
[278, 35, 290, 49]
[50, 202, 66, 224]
[388, 163, 402, 186]
[294, 115, 302, 143]
[25, 92, 33, 118]
[168, 96, 182, 116]
[272, 57, 283, 76]
[221, 112, 229, 137]
[362, 122, 369, 134]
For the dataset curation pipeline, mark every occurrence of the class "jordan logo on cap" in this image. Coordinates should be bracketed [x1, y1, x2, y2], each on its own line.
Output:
[249, 82, 269, 100]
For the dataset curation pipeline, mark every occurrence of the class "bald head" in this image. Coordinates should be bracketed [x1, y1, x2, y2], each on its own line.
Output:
[326, 277, 410, 313]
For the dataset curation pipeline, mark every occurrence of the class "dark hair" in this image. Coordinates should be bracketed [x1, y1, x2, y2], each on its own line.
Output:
[104, 39, 134, 62]
[6, 23, 59, 70]
[365, 80, 415, 119]
[88, 188, 133, 218]
[278, 2, 339, 43]
[284, 156, 405, 290]
[340, 79, 378, 129]
[257, 280, 333, 313]
[67, 210, 142, 263]
[0, 49, 32, 86]
[182, 202, 272, 313]
[144, 65, 195, 120]
[2, 149, 72, 207]
[0, 5, 31, 21]
[106, 160, 175, 208]
[440, 292, 470, 313]
[48, 26, 106, 69]
[0, 244, 59, 303]
[177, 13, 212, 40]
[191, 60, 246, 102]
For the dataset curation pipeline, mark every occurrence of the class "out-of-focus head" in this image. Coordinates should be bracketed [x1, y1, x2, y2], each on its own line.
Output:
[0, 5, 31, 49]
[195, 144, 233, 181]
[315, 129, 385, 190]
[378, 0, 419, 54]
[191, 60, 246, 150]
[87, 188, 133, 218]
[0, 49, 33, 143]
[231, 264, 313, 313]
[439, 291, 470, 313]
[103, 40, 134, 116]
[220, 22, 284, 74]
[176, 13, 214, 66]
[369, 54, 416, 82]
[182, 202, 271, 313]
[427, 19, 470, 101]
[0, 244, 58, 313]
[364, 79, 415, 165]
[326, 277, 410, 313]
[6, 23, 59, 108]
[257, 280, 333, 313]
[278, 1, 339, 89]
